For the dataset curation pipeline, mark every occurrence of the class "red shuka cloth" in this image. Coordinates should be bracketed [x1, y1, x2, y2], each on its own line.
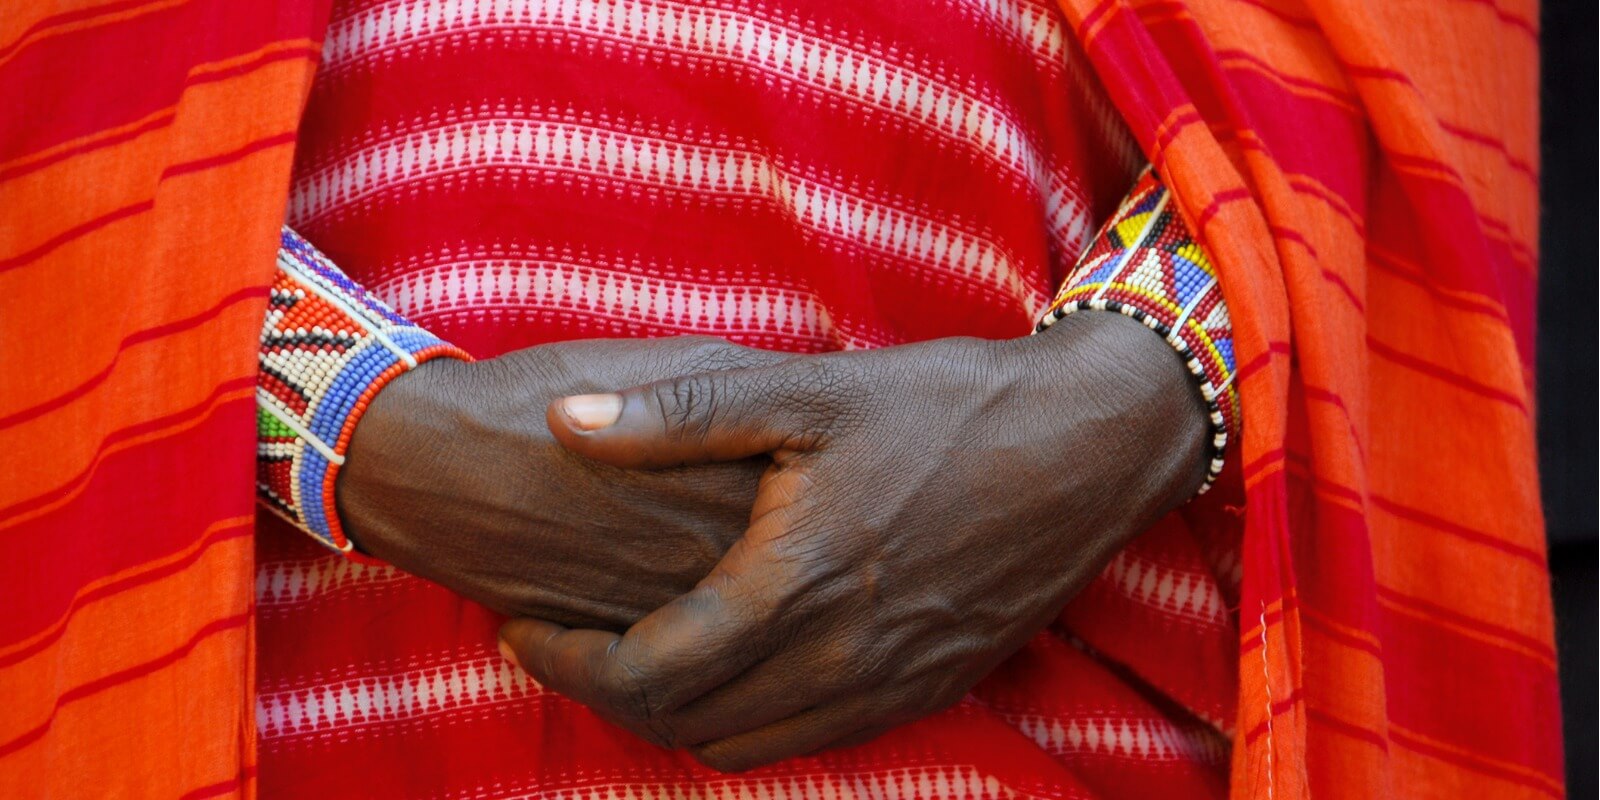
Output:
[0, 0, 1557, 797]
[261, 0, 1239, 797]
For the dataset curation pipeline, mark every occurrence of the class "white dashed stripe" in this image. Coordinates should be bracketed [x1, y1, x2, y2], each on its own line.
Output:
[486, 767, 1018, 800]
[372, 258, 884, 350]
[257, 656, 536, 739]
[256, 556, 407, 606]
[1097, 546, 1230, 625]
[316, 0, 1073, 201]
[1004, 712, 1231, 764]
[290, 117, 1046, 309]
[953, 0, 1071, 73]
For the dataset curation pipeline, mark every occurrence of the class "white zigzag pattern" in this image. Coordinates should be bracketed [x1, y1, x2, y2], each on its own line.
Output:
[290, 117, 1044, 309]
[1005, 712, 1229, 764]
[952, 0, 1139, 185]
[490, 767, 1019, 800]
[1098, 546, 1228, 625]
[373, 259, 884, 350]
[257, 656, 536, 739]
[317, 0, 1077, 209]
[956, 0, 1070, 72]
[256, 555, 406, 606]
[1044, 178, 1096, 260]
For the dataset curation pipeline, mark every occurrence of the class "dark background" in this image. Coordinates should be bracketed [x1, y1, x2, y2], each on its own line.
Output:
[1537, 1, 1596, 794]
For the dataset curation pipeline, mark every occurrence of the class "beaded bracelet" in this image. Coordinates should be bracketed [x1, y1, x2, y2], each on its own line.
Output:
[1035, 167, 1238, 492]
[257, 227, 471, 554]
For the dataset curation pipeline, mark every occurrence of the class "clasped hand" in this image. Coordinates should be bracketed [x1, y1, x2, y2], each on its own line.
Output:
[484, 313, 1207, 772]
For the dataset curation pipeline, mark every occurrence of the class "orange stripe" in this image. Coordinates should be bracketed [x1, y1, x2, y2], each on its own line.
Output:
[0, 382, 255, 529]
[1152, 50, 1537, 265]
[0, 0, 189, 68]
[2, 0, 149, 46]
[0, 613, 249, 756]
[1286, 173, 1365, 233]
[0, 51, 312, 264]
[1368, 245, 1511, 323]
[0, 291, 262, 430]
[1279, 455, 1548, 608]
[1390, 724, 1562, 798]
[0, 516, 250, 662]
[1298, 604, 1381, 655]
[1216, 51, 1363, 115]
[1, 130, 293, 273]
[1368, 521, 1552, 650]
[0, 64, 306, 425]
[0, 298, 265, 509]
[0, 573, 252, 797]
[1203, 0, 1538, 189]
[1157, 1, 1540, 255]
[0, 155, 284, 506]
[0, 107, 172, 183]
[0, 533, 251, 747]
[1368, 336, 1528, 412]
[1376, 594, 1554, 671]
[1439, 120, 1537, 183]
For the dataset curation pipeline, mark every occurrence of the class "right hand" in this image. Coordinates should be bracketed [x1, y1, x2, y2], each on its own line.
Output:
[336, 336, 785, 630]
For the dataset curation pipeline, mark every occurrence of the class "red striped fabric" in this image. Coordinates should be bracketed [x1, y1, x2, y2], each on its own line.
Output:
[2, 0, 1556, 796]
[0, 2, 330, 796]
[1051, 0, 1558, 796]
[255, 0, 1242, 796]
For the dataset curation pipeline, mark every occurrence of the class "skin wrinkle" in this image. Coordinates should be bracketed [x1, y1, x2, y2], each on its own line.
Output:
[497, 310, 1208, 771]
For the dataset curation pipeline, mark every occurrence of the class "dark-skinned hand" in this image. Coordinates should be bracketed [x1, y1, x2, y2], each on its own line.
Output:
[337, 336, 785, 630]
[498, 311, 1210, 772]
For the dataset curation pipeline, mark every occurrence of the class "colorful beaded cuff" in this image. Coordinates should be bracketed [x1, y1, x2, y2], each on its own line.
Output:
[257, 227, 470, 554]
[1036, 167, 1238, 491]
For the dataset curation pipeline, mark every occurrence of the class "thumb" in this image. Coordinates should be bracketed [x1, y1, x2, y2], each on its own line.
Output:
[547, 360, 840, 469]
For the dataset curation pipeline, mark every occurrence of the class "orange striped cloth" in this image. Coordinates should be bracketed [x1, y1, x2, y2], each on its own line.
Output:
[1050, 0, 1559, 796]
[0, 1, 328, 797]
[0, 0, 1558, 798]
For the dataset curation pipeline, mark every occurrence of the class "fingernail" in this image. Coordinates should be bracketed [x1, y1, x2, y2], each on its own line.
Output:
[560, 393, 623, 431]
[498, 638, 520, 669]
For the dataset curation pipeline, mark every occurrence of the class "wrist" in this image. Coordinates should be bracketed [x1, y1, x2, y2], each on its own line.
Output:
[1010, 311, 1209, 513]
[336, 356, 478, 555]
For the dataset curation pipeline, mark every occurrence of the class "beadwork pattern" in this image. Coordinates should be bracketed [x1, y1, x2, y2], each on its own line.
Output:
[1036, 167, 1238, 491]
[258, 227, 470, 553]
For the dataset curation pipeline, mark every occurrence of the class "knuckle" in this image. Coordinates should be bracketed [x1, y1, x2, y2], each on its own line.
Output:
[599, 659, 684, 749]
[597, 664, 648, 719]
[784, 357, 866, 432]
[650, 376, 717, 444]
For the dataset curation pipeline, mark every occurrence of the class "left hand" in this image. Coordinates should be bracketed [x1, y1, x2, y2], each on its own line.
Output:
[499, 312, 1209, 771]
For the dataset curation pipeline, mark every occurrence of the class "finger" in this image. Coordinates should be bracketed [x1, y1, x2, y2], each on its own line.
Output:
[499, 618, 677, 745]
[660, 634, 862, 747]
[689, 694, 886, 773]
[815, 723, 894, 754]
[498, 618, 622, 710]
[501, 529, 810, 745]
[546, 357, 856, 469]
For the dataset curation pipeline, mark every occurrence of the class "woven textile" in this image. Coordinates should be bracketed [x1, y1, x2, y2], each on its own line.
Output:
[255, 0, 1241, 798]
[0, 2, 328, 796]
[0, 0, 1558, 797]
[1050, 0, 1558, 796]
